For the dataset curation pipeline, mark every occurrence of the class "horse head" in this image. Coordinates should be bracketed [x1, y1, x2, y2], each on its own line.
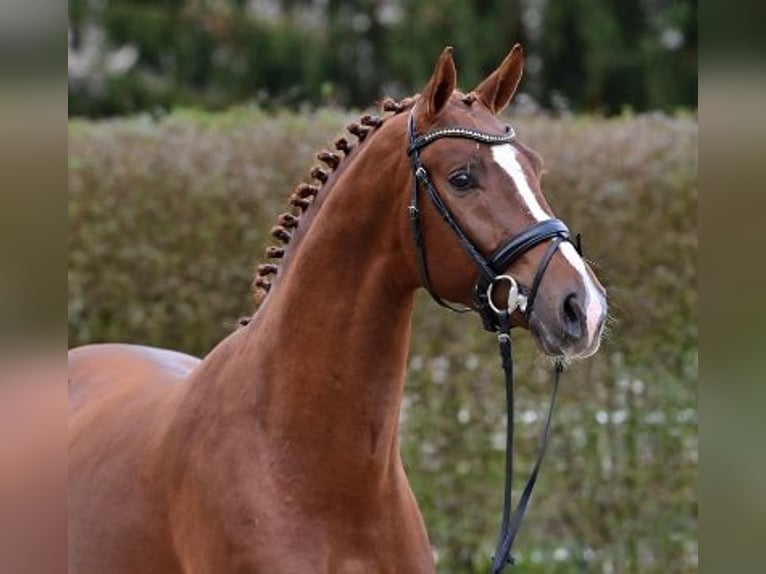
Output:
[405, 45, 607, 359]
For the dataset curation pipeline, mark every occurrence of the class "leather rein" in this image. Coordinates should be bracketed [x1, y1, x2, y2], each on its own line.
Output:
[406, 110, 576, 572]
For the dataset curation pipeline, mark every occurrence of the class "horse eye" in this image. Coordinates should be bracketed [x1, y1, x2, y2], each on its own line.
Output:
[448, 170, 474, 191]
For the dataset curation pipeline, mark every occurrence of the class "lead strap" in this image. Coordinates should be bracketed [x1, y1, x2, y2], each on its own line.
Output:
[490, 347, 563, 573]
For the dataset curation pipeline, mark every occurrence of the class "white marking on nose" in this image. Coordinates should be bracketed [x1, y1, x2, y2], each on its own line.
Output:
[492, 144, 604, 343]
[560, 242, 604, 343]
[491, 145, 549, 222]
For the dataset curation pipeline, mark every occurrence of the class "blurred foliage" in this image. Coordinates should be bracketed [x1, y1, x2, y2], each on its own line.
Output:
[68, 107, 697, 572]
[68, 0, 697, 117]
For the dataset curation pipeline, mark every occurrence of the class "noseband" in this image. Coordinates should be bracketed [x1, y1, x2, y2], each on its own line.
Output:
[406, 110, 576, 572]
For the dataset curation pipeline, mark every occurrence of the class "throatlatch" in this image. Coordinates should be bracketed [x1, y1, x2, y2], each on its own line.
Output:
[405, 108, 575, 572]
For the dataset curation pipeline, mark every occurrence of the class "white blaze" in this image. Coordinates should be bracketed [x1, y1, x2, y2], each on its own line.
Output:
[491, 145, 549, 222]
[491, 144, 604, 344]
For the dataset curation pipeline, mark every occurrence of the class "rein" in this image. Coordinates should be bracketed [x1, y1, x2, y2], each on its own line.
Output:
[406, 110, 575, 572]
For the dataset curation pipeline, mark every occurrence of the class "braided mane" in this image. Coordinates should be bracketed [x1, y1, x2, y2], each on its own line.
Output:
[241, 96, 418, 325]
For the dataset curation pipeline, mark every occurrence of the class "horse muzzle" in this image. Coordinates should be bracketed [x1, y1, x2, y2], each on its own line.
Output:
[529, 285, 607, 359]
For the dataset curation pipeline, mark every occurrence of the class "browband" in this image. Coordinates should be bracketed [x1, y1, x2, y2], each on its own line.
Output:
[408, 124, 516, 154]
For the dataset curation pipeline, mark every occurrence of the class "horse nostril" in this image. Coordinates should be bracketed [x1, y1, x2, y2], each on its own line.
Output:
[561, 293, 584, 341]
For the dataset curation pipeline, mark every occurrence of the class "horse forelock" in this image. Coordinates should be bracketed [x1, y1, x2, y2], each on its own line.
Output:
[243, 96, 419, 321]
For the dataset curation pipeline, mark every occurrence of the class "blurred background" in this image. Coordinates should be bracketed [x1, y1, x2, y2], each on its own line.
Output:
[68, 0, 697, 117]
[68, 1, 697, 573]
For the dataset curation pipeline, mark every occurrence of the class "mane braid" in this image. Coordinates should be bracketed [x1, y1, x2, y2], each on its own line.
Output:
[242, 97, 418, 325]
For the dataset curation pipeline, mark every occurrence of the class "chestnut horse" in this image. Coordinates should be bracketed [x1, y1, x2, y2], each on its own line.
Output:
[69, 45, 607, 573]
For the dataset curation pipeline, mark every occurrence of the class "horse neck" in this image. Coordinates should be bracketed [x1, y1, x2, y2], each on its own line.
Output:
[195, 116, 419, 483]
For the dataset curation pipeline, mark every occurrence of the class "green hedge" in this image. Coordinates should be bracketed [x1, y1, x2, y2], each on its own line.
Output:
[68, 108, 697, 573]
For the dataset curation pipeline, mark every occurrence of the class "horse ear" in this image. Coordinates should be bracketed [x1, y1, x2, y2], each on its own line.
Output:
[473, 43, 524, 114]
[419, 47, 457, 121]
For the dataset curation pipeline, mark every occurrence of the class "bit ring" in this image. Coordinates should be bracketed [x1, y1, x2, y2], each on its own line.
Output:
[487, 275, 527, 316]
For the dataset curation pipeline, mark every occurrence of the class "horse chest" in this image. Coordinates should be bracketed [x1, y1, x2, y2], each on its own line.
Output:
[171, 459, 435, 573]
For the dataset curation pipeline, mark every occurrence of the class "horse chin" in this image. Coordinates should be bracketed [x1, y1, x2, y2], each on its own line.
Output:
[527, 315, 603, 362]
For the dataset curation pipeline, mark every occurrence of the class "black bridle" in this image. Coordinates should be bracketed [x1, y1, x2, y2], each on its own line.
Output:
[406, 110, 575, 572]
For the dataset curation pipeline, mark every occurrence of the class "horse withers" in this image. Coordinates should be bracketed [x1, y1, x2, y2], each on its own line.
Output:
[69, 45, 607, 573]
